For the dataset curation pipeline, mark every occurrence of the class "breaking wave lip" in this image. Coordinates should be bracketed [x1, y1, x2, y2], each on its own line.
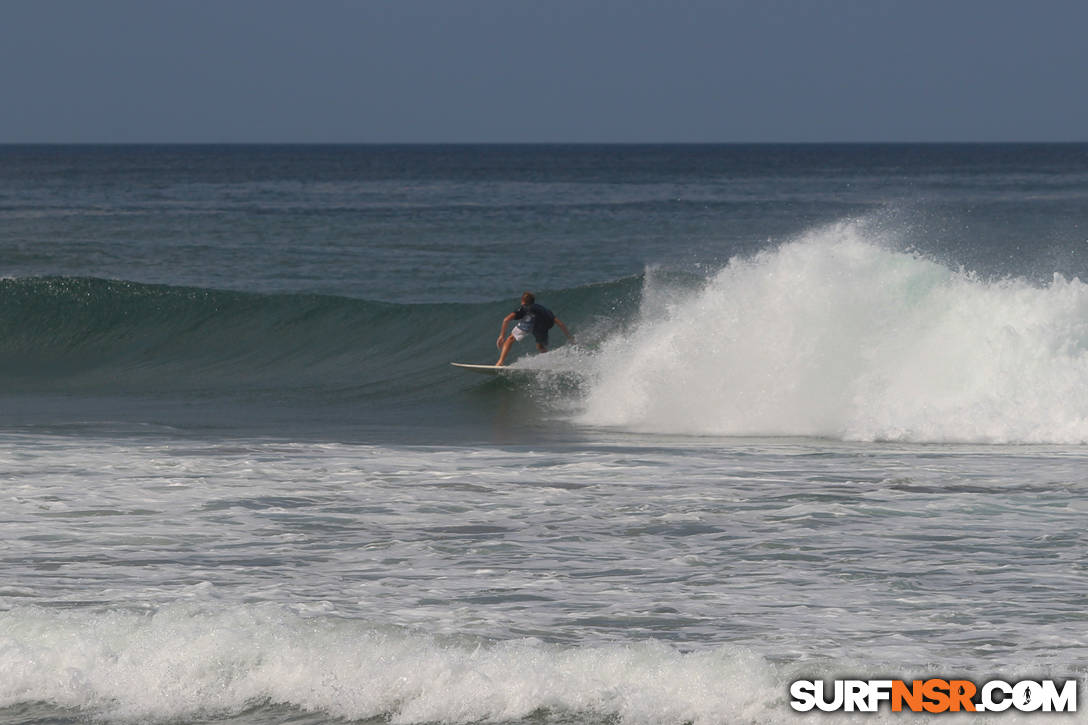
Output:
[569, 220, 1088, 445]
[0, 603, 782, 724]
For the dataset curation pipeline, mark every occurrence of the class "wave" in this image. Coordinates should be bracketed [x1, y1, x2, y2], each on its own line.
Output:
[3, 603, 1081, 724]
[0, 603, 781, 724]
[0, 276, 639, 399]
[572, 221, 1088, 444]
[9, 218, 1088, 446]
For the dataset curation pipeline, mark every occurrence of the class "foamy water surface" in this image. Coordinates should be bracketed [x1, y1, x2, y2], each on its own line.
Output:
[3, 431, 1086, 723]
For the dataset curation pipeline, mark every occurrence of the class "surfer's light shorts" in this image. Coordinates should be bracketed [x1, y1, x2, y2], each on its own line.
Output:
[511, 326, 531, 341]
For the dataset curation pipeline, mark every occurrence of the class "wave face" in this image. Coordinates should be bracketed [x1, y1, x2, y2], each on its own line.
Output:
[0, 277, 636, 400]
[575, 221, 1088, 443]
[0, 277, 390, 397]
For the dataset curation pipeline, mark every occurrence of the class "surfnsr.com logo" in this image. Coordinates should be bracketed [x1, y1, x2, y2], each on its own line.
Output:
[790, 679, 1078, 713]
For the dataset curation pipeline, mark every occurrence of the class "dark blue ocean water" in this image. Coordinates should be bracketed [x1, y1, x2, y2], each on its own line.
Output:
[5, 144, 1088, 305]
[2, 145, 1088, 724]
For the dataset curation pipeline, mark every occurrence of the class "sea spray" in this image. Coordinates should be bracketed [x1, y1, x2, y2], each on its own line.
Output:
[576, 222, 1088, 443]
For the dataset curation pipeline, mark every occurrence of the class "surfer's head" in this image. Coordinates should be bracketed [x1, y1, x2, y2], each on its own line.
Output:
[521, 292, 535, 305]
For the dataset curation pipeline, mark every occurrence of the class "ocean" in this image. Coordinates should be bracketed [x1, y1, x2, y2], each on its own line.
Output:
[1, 144, 1087, 724]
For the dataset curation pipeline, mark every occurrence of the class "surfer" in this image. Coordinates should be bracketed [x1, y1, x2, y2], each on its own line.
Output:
[496, 292, 573, 366]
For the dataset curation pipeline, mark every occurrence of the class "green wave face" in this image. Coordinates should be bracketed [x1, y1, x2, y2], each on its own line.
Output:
[0, 276, 642, 398]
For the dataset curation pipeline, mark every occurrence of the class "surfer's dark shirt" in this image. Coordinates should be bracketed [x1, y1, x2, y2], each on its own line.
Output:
[512, 303, 555, 343]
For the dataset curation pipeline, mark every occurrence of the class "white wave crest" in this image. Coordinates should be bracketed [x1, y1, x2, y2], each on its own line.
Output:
[576, 221, 1088, 443]
[0, 603, 782, 724]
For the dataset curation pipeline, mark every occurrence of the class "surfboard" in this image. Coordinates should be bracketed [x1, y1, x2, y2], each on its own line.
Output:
[451, 362, 583, 383]
[450, 362, 510, 375]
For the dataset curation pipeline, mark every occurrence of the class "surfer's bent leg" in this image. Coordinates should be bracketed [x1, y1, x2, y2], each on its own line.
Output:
[496, 335, 517, 366]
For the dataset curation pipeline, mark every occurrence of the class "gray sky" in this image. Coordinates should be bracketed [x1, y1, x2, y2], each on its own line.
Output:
[3, 0, 1086, 143]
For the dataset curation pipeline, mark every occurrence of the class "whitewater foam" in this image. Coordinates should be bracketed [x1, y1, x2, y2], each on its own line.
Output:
[0, 603, 782, 724]
[575, 222, 1088, 443]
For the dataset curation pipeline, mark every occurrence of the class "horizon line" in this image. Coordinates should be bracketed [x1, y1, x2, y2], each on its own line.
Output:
[2, 139, 1087, 146]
